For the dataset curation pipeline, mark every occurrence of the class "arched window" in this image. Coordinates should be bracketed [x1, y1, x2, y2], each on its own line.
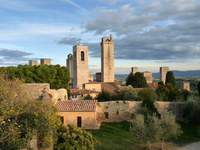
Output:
[81, 51, 85, 61]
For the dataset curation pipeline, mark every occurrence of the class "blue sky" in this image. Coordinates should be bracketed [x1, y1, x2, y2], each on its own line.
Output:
[0, 0, 200, 74]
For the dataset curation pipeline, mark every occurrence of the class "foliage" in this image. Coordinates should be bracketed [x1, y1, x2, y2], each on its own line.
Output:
[130, 114, 182, 149]
[97, 91, 111, 102]
[137, 89, 160, 117]
[111, 90, 138, 101]
[0, 74, 61, 149]
[54, 124, 96, 150]
[183, 97, 200, 124]
[198, 81, 200, 97]
[0, 64, 70, 89]
[165, 71, 176, 86]
[126, 72, 147, 88]
[83, 94, 93, 100]
[181, 90, 191, 101]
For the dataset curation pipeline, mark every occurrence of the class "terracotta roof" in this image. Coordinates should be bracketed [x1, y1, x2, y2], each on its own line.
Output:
[101, 82, 119, 93]
[56, 100, 97, 112]
[70, 89, 99, 95]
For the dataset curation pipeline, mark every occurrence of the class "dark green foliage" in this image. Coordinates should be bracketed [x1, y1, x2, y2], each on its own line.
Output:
[97, 91, 111, 102]
[111, 90, 138, 101]
[54, 125, 96, 150]
[126, 72, 147, 88]
[137, 89, 160, 117]
[198, 81, 200, 97]
[0, 65, 70, 89]
[181, 90, 191, 101]
[84, 94, 93, 100]
[166, 71, 176, 86]
[184, 100, 200, 124]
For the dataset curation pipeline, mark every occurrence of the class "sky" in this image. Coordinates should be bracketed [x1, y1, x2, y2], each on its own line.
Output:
[0, 0, 200, 74]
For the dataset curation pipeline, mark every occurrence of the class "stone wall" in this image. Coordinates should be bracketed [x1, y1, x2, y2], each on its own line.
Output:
[97, 101, 187, 122]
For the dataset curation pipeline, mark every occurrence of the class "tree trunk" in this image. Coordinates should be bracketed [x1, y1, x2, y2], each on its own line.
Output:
[161, 140, 164, 150]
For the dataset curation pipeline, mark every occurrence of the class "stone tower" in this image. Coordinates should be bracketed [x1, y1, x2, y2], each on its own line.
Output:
[131, 67, 138, 74]
[182, 81, 190, 91]
[73, 44, 89, 89]
[67, 54, 73, 81]
[160, 66, 169, 84]
[101, 34, 114, 82]
[40, 58, 51, 65]
[29, 60, 38, 66]
[143, 71, 153, 84]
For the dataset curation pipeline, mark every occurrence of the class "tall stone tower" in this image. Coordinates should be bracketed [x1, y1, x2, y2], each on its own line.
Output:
[101, 34, 114, 82]
[131, 67, 138, 74]
[73, 44, 89, 89]
[29, 60, 38, 66]
[67, 54, 73, 81]
[40, 58, 51, 65]
[160, 66, 169, 84]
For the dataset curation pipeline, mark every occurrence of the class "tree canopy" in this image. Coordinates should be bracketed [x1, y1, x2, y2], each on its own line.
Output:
[126, 72, 147, 88]
[0, 64, 70, 89]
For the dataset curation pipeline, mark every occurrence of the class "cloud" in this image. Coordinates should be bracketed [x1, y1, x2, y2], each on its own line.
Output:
[57, 37, 82, 45]
[60, 0, 88, 13]
[82, 0, 200, 62]
[0, 49, 35, 65]
[100, 0, 123, 5]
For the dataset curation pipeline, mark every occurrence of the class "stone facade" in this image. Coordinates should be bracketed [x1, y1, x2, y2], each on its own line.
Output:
[67, 54, 73, 82]
[143, 71, 153, 84]
[182, 81, 190, 91]
[73, 44, 89, 89]
[57, 100, 99, 129]
[40, 58, 51, 65]
[88, 72, 94, 81]
[29, 60, 38, 66]
[160, 66, 169, 84]
[97, 101, 187, 122]
[85, 82, 102, 92]
[101, 35, 114, 82]
[96, 72, 102, 82]
[131, 67, 138, 74]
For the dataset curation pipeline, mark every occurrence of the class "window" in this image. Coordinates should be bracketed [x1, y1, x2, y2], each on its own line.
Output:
[81, 51, 85, 61]
[60, 116, 64, 124]
[77, 116, 82, 127]
[104, 112, 109, 119]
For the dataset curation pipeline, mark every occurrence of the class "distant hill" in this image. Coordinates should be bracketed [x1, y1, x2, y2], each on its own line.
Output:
[115, 70, 200, 79]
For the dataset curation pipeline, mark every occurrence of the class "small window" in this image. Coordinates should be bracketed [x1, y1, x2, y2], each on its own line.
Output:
[77, 116, 82, 127]
[60, 116, 64, 124]
[81, 51, 85, 61]
[104, 112, 109, 119]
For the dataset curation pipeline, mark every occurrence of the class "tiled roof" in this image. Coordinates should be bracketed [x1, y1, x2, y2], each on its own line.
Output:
[101, 82, 119, 93]
[70, 89, 98, 95]
[56, 100, 97, 112]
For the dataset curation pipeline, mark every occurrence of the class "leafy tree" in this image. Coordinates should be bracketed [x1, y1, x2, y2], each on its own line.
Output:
[165, 71, 176, 86]
[111, 90, 138, 101]
[84, 94, 93, 100]
[198, 81, 200, 97]
[54, 124, 97, 150]
[0, 74, 61, 149]
[126, 72, 147, 88]
[97, 91, 111, 102]
[137, 89, 160, 117]
[130, 114, 182, 150]
[0, 65, 70, 89]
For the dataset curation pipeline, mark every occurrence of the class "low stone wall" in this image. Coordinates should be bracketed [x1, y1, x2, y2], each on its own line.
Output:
[97, 101, 187, 122]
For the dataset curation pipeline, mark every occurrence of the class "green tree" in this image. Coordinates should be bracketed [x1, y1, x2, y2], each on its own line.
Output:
[198, 81, 200, 97]
[130, 114, 182, 150]
[165, 71, 176, 86]
[54, 124, 96, 150]
[97, 91, 111, 102]
[126, 72, 147, 88]
[137, 89, 160, 117]
[83, 94, 93, 100]
[0, 74, 61, 149]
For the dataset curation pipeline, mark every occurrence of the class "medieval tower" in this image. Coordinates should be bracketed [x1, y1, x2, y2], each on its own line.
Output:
[101, 34, 114, 82]
[67, 54, 73, 81]
[160, 66, 169, 84]
[73, 44, 89, 89]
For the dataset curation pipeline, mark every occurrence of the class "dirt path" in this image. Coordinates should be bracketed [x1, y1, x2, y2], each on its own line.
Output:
[182, 141, 200, 150]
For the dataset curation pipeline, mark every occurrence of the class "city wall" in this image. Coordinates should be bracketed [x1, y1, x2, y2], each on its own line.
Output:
[97, 101, 187, 122]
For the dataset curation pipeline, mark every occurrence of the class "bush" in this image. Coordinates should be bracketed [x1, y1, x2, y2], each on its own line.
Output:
[54, 125, 97, 150]
[111, 90, 138, 101]
[97, 91, 111, 102]
[126, 72, 147, 88]
[83, 94, 93, 100]
[130, 114, 182, 150]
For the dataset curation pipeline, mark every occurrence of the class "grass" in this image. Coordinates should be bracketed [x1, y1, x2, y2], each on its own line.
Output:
[89, 121, 200, 150]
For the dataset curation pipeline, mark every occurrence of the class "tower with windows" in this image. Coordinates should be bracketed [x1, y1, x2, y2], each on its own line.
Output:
[73, 44, 89, 89]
